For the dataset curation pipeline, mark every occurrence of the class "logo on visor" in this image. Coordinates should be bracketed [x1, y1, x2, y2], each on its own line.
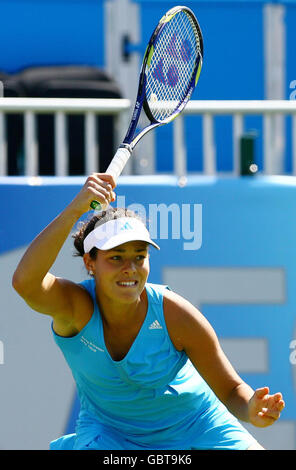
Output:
[120, 222, 133, 231]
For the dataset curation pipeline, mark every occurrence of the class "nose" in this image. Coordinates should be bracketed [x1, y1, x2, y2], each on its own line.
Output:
[122, 259, 137, 274]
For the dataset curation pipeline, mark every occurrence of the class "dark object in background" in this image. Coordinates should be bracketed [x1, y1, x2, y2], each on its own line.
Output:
[240, 131, 258, 176]
[0, 71, 25, 175]
[2, 66, 123, 175]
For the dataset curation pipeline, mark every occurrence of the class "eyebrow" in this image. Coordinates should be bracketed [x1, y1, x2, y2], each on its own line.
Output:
[108, 246, 149, 253]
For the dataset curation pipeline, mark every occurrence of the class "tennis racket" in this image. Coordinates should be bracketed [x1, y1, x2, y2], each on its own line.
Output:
[90, 5, 203, 211]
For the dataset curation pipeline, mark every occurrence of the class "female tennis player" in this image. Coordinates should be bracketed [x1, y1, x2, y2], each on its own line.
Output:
[12, 173, 284, 450]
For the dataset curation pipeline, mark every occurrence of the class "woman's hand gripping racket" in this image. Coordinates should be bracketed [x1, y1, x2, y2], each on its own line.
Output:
[90, 5, 203, 211]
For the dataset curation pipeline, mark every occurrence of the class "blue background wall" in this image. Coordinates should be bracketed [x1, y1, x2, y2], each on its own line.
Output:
[0, 0, 105, 73]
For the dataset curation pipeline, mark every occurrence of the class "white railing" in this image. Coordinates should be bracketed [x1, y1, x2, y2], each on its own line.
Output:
[0, 98, 130, 176]
[179, 100, 296, 177]
[1, 98, 296, 177]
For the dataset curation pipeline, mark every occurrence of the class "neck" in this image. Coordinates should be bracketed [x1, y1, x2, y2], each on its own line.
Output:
[95, 288, 146, 329]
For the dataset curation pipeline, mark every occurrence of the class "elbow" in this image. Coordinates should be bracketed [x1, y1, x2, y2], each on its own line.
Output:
[12, 270, 28, 297]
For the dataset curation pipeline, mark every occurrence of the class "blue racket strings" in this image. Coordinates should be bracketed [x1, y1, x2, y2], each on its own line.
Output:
[146, 10, 201, 122]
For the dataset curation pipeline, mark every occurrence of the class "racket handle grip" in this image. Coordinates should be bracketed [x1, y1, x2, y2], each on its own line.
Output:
[106, 146, 132, 181]
[90, 146, 132, 212]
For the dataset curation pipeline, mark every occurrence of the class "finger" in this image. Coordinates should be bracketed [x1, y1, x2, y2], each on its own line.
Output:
[273, 392, 283, 402]
[256, 413, 277, 426]
[258, 408, 281, 421]
[92, 173, 116, 189]
[87, 178, 116, 204]
[87, 180, 111, 200]
[255, 387, 269, 399]
[87, 174, 113, 191]
[278, 399, 285, 411]
[267, 394, 284, 410]
[260, 397, 285, 417]
[269, 398, 285, 413]
[106, 174, 116, 189]
[85, 183, 113, 207]
[87, 189, 109, 206]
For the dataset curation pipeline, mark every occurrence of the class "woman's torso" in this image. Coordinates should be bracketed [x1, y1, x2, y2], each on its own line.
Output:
[52, 281, 220, 445]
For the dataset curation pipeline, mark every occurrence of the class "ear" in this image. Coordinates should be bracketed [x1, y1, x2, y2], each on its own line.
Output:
[83, 253, 95, 275]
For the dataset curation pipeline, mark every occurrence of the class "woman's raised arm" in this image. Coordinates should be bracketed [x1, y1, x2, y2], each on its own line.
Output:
[12, 173, 115, 321]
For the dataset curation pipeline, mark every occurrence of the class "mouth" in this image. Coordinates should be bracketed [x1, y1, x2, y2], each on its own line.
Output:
[116, 280, 139, 288]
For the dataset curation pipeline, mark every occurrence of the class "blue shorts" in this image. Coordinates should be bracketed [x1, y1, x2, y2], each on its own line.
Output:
[50, 405, 258, 450]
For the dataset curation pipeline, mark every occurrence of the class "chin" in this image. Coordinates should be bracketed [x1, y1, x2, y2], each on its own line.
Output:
[114, 283, 145, 302]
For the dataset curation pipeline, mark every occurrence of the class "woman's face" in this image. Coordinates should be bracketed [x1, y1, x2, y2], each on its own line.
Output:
[86, 240, 150, 305]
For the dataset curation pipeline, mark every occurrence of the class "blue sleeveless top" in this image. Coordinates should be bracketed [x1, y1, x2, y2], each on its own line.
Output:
[52, 281, 221, 447]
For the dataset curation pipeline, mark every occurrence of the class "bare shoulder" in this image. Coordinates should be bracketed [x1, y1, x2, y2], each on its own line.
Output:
[163, 288, 212, 352]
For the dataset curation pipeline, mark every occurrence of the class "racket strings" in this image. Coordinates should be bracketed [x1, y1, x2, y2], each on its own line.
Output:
[146, 11, 201, 122]
[149, 15, 197, 117]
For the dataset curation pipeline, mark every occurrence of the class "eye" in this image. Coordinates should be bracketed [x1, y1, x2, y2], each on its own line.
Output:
[110, 255, 121, 261]
[136, 254, 147, 261]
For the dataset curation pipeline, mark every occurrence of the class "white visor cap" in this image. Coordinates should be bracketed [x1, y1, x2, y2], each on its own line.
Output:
[83, 217, 160, 253]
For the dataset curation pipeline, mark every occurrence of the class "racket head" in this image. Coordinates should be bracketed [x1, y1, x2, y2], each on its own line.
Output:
[142, 6, 203, 125]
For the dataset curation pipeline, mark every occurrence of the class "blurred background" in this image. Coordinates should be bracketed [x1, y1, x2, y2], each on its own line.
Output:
[1, 0, 296, 450]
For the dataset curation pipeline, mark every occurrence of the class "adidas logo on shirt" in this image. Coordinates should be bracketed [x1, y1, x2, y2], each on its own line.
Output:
[148, 320, 163, 330]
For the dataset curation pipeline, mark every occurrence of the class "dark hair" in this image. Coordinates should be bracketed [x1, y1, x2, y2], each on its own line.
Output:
[72, 207, 144, 260]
